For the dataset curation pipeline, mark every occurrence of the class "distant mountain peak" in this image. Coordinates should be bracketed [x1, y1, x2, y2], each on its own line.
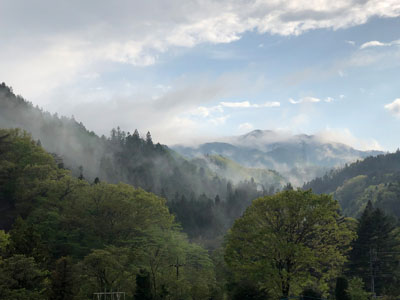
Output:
[242, 129, 274, 137]
[172, 129, 384, 186]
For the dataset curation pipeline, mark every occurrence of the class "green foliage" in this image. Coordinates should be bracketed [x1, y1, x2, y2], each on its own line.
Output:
[0, 84, 284, 244]
[0, 129, 218, 300]
[304, 151, 400, 219]
[135, 269, 153, 300]
[301, 288, 322, 299]
[348, 201, 400, 296]
[0, 230, 9, 254]
[191, 154, 286, 189]
[225, 190, 356, 298]
[49, 257, 75, 300]
[230, 280, 270, 300]
[335, 277, 350, 300]
[346, 278, 369, 300]
[0, 254, 49, 300]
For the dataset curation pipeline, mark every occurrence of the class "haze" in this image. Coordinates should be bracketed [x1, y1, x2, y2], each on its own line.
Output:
[1, 0, 400, 150]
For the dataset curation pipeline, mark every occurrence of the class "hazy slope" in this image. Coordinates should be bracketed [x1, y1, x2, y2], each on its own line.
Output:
[303, 151, 400, 218]
[173, 129, 382, 185]
[0, 83, 284, 200]
[191, 154, 286, 190]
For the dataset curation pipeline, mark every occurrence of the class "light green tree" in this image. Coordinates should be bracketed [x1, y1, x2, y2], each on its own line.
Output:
[346, 277, 370, 300]
[225, 190, 356, 298]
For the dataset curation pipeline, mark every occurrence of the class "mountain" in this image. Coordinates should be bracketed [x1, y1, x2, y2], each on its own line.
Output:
[303, 151, 400, 218]
[0, 83, 283, 243]
[173, 129, 383, 185]
[0, 83, 223, 198]
[191, 154, 285, 191]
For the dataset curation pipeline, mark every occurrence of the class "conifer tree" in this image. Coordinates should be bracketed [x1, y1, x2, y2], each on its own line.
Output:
[146, 131, 153, 147]
[348, 201, 400, 295]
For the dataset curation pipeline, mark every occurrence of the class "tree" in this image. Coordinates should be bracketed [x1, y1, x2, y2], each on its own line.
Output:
[0, 254, 49, 300]
[146, 131, 153, 147]
[348, 201, 400, 295]
[346, 278, 369, 300]
[135, 269, 153, 300]
[335, 277, 350, 300]
[78, 246, 135, 298]
[49, 257, 75, 300]
[225, 190, 355, 298]
[302, 288, 322, 299]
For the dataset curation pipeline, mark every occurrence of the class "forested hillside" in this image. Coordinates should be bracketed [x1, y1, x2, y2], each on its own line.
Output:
[0, 129, 219, 299]
[304, 151, 400, 217]
[0, 83, 282, 243]
[173, 129, 382, 185]
[1, 129, 400, 299]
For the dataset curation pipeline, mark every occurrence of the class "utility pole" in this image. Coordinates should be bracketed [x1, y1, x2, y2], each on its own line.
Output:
[170, 257, 185, 280]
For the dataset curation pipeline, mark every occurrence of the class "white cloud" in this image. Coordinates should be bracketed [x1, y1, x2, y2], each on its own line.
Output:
[220, 100, 280, 108]
[324, 97, 334, 103]
[384, 98, 400, 117]
[238, 122, 254, 131]
[2, 0, 400, 100]
[360, 39, 400, 49]
[289, 96, 321, 104]
[209, 115, 230, 125]
[191, 105, 223, 117]
[346, 40, 355, 46]
[316, 128, 383, 151]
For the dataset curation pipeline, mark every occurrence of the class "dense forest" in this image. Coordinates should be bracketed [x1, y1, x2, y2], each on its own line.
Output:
[1, 131, 399, 299]
[0, 129, 219, 299]
[0, 83, 284, 246]
[1, 83, 400, 299]
[304, 151, 400, 218]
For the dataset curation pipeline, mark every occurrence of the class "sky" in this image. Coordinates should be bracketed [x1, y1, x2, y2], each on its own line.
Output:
[1, 0, 400, 150]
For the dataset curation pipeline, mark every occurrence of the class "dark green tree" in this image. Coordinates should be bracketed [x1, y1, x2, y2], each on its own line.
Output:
[49, 257, 75, 300]
[335, 277, 350, 300]
[0, 254, 49, 300]
[348, 201, 400, 295]
[135, 269, 153, 300]
[146, 131, 153, 147]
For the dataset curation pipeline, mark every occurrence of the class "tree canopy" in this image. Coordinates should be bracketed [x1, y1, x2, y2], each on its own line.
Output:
[225, 190, 356, 298]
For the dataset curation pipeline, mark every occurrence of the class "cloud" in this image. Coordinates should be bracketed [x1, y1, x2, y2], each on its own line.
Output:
[384, 98, 400, 117]
[316, 128, 383, 151]
[191, 105, 223, 117]
[220, 100, 280, 108]
[2, 0, 400, 100]
[210, 115, 230, 125]
[42, 72, 250, 144]
[346, 40, 355, 46]
[360, 39, 400, 49]
[238, 122, 254, 131]
[289, 97, 321, 104]
[324, 97, 334, 103]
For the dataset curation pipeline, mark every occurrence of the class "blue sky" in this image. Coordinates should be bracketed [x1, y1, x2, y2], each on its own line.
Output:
[1, 0, 400, 150]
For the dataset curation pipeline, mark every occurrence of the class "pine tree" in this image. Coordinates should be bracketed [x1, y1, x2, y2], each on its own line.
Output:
[348, 201, 400, 295]
[146, 131, 153, 147]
